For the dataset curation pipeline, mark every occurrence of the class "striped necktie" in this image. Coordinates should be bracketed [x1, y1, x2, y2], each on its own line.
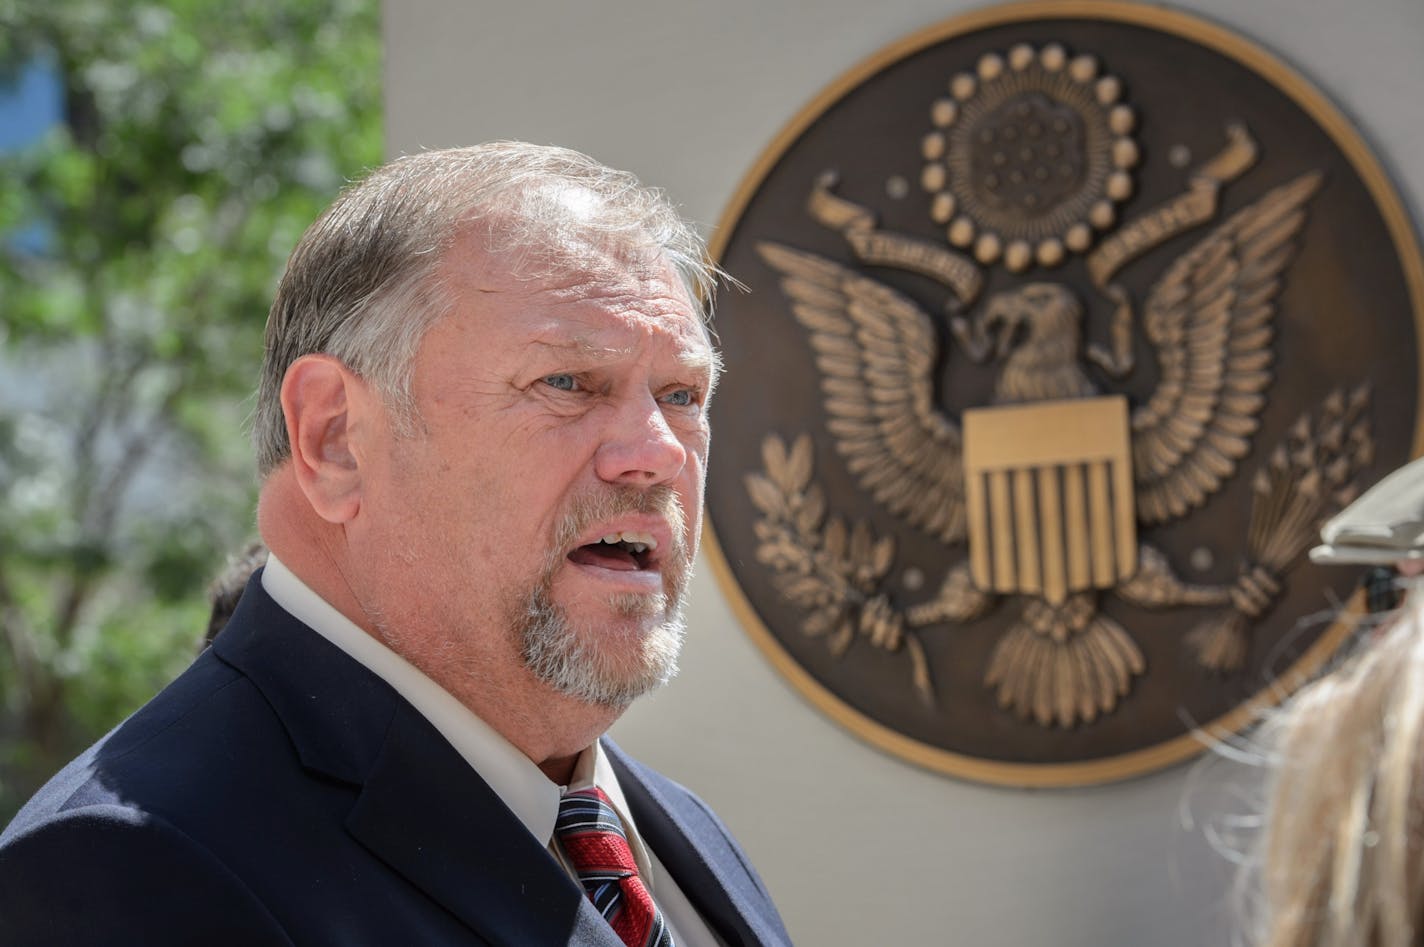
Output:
[555, 787, 674, 947]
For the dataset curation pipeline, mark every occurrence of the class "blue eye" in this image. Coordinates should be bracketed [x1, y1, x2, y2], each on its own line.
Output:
[543, 374, 576, 391]
[662, 389, 695, 407]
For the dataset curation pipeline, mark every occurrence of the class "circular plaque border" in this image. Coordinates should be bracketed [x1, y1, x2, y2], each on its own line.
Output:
[704, 0, 1424, 787]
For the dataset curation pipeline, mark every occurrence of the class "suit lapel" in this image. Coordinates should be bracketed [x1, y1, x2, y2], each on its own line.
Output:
[212, 576, 395, 783]
[346, 702, 623, 947]
[606, 741, 787, 947]
[215, 576, 623, 947]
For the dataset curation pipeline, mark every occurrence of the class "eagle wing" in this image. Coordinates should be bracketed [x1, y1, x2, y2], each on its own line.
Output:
[1132, 172, 1322, 525]
[756, 241, 965, 544]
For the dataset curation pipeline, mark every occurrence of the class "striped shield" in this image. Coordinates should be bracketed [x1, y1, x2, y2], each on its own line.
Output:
[962, 396, 1137, 604]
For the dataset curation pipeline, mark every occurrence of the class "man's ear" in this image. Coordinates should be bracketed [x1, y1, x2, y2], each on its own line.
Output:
[280, 354, 375, 524]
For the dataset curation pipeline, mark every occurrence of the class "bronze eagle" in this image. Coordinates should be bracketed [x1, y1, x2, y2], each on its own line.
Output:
[755, 172, 1329, 727]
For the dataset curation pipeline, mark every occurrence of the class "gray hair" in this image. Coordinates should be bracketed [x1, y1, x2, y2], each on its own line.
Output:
[252, 141, 716, 475]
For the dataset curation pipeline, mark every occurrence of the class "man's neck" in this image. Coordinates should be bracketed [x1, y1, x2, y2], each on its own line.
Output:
[422, 657, 622, 779]
[539, 752, 580, 785]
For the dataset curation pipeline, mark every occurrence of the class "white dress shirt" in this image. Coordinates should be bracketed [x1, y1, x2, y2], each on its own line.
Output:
[261, 555, 723, 946]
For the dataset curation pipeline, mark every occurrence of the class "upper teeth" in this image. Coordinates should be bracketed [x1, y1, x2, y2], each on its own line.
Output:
[600, 531, 657, 553]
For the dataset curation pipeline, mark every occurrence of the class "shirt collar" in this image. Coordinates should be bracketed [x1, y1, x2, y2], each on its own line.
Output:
[565, 739, 655, 882]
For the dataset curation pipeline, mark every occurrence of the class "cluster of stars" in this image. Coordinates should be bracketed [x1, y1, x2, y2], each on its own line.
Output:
[919, 43, 1140, 272]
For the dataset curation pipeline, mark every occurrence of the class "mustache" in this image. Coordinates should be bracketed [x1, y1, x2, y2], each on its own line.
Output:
[550, 484, 688, 562]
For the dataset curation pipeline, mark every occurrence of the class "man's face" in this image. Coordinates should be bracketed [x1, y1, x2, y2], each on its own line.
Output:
[353, 236, 715, 708]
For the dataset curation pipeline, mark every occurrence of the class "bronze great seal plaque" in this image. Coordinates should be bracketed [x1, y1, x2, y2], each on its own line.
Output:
[704, 1, 1424, 786]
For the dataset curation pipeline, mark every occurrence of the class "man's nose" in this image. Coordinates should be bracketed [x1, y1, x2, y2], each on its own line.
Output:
[594, 395, 688, 485]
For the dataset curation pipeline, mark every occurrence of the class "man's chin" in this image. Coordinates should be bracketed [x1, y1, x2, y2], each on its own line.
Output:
[519, 599, 687, 707]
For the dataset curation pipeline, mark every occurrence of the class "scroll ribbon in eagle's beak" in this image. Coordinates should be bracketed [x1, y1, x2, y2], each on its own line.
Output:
[977, 291, 1026, 360]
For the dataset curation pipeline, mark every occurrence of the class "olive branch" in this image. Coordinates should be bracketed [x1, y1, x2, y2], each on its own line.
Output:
[744, 433, 935, 705]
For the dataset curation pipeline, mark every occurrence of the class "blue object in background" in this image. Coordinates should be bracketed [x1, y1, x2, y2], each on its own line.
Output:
[0, 58, 61, 253]
[0, 58, 61, 150]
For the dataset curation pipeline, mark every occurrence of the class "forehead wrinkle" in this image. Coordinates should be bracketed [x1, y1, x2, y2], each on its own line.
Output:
[444, 243, 701, 333]
[441, 247, 709, 372]
[525, 253, 691, 307]
[541, 284, 691, 318]
[527, 294, 711, 363]
[528, 336, 634, 362]
[463, 273, 694, 328]
[527, 332, 715, 377]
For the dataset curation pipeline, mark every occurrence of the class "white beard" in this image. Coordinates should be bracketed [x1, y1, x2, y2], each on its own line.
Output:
[518, 587, 687, 707]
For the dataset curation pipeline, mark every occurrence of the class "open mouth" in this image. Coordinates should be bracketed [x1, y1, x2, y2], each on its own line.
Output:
[567, 531, 658, 572]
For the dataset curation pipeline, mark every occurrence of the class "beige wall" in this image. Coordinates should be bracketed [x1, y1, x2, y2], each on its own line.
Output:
[382, 2, 1424, 943]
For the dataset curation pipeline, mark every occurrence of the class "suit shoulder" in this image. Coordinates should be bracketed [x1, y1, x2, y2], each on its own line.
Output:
[605, 740, 725, 828]
[0, 803, 293, 945]
[3, 651, 292, 840]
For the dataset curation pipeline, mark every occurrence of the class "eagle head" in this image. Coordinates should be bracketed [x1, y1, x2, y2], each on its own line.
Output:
[976, 283, 1084, 360]
[974, 283, 1095, 403]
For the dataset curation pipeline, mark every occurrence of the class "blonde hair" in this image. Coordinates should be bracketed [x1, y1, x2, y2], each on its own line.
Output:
[1249, 593, 1424, 946]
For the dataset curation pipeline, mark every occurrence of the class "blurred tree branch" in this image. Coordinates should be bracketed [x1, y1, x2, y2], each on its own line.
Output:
[0, 0, 382, 818]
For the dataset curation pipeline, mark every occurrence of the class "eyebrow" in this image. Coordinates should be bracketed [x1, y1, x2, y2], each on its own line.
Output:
[528, 337, 721, 382]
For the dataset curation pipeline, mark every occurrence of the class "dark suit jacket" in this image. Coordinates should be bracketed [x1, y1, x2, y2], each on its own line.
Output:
[0, 575, 791, 946]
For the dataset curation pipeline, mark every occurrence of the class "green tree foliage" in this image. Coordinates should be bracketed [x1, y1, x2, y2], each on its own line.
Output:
[0, 0, 382, 819]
